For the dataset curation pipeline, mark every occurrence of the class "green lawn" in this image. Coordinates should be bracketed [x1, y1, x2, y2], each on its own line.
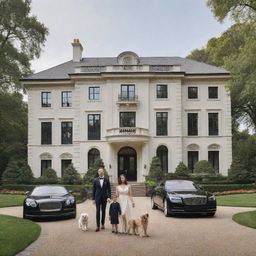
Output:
[233, 211, 256, 229]
[217, 193, 256, 207]
[0, 214, 41, 256]
[0, 194, 25, 207]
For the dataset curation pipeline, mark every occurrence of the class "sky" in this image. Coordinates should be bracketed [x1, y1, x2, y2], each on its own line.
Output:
[30, 0, 233, 73]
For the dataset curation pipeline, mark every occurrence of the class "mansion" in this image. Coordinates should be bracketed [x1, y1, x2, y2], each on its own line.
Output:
[21, 39, 232, 182]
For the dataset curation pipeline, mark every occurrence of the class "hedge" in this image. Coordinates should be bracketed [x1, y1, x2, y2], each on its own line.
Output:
[200, 184, 256, 193]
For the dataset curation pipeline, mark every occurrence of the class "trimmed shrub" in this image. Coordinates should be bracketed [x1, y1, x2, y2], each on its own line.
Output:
[146, 156, 164, 183]
[37, 168, 58, 184]
[175, 162, 191, 177]
[83, 158, 108, 185]
[201, 184, 256, 193]
[16, 164, 34, 184]
[194, 160, 215, 174]
[61, 164, 82, 185]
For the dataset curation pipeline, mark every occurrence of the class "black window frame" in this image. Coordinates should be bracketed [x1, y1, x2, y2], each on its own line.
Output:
[156, 84, 168, 99]
[61, 91, 72, 107]
[41, 92, 51, 107]
[208, 151, 219, 172]
[188, 87, 198, 99]
[156, 112, 168, 136]
[41, 160, 52, 176]
[88, 114, 101, 140]
[120, 84, 135, 101]
[41, 122, 52, 145]
[119, 112, 136, 127]
[61, 121, 73, 144]
[89, 87, 100, 100]
[88, 148, 100, 168]
[61, 159, 72, 177]
[187, 151, 198, 172]
[208, 87, 218, 99]
[187, 113, 198, 136]
[157, 145, 168, 173]
[208, 113, 219, 136]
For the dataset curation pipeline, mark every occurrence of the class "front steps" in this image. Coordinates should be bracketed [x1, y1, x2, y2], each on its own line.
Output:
[111, 182, 146, 197]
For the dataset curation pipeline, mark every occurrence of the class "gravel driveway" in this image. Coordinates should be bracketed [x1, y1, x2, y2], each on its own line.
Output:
[1, 197, 256, 256]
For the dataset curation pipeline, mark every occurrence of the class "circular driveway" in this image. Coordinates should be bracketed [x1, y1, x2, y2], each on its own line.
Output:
[1, 197, 256, 256]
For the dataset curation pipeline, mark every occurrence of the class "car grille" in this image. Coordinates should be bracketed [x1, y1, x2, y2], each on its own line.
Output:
[39, 202, 62, 212]
[183, 197, 207, 206]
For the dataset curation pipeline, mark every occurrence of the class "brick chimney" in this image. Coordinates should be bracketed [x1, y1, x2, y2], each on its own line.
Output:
[72, 39, 83, 62]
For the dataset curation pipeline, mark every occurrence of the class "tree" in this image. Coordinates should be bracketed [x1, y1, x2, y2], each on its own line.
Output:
[83, 158, 108, 185]
[175, 162, 191, 177]
[194, 160, 215, 174]
[61, 164, 82, 185]
[0, 91, 27, 181]
[37, 168, 58, 184]
[146, 156, 164, 183]
[0, 0, 48, 90]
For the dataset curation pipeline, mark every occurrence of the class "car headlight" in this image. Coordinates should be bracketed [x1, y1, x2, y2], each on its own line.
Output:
[25, 199, 37, 207]
[208, 195, 216, 201]
[65, 198, 75, 206]
[65, 199, 71, 206]
[168, 195, 182, 203]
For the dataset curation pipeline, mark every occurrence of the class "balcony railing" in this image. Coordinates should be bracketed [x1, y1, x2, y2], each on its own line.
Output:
[106, 127, 149, 138]
[118, 94, 138, 101]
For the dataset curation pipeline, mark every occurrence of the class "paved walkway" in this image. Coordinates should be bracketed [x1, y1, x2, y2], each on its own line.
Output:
[1, 198, 256, 256]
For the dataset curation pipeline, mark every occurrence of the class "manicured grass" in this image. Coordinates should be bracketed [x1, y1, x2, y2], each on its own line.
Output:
[0, 214, 41, 256]
[0, 194, 25, 207]
[217, 193, 256, 207]
[233, 211, 256, 229]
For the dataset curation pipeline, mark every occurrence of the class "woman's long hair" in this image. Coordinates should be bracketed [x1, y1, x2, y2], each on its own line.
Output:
[118, 174, 128, 185]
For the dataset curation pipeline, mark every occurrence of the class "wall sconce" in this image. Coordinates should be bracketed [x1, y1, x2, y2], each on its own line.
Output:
[109, 164, 112, 169]
[144, 164, 147, 169]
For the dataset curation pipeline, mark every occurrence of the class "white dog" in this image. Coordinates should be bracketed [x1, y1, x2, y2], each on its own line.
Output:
[78, 213, 89, 231]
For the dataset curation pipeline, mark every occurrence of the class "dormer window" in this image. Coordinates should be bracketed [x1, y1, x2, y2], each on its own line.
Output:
[117, 51, 139, 65]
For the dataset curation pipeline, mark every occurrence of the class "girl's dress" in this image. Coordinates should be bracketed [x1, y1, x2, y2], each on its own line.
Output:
[109, 201, 121, 224]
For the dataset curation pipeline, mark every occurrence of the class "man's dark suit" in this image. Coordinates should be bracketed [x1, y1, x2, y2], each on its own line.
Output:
[92, 177, 111, 228]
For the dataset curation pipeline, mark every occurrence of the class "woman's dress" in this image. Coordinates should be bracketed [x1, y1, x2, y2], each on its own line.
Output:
[116, 185, 132, 221]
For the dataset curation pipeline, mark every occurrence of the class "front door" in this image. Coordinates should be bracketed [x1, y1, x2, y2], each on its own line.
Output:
[118, 147, 137, 181]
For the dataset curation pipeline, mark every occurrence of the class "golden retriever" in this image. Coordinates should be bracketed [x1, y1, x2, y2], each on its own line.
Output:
[127, 213, 149, 237]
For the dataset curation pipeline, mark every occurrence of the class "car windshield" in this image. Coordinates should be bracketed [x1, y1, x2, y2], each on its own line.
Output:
[165, 180, 198, 191]
[31, 186, 68, 196]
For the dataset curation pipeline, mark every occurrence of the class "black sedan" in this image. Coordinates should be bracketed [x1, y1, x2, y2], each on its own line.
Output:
[23, 185, 76, 219]
[151, 180, 216, 217]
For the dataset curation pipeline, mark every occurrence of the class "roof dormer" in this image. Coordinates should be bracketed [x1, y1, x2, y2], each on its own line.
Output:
[117, 51, 139, 65]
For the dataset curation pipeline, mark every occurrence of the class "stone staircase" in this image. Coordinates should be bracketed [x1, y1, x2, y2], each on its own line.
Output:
[111, 182, 146, 197]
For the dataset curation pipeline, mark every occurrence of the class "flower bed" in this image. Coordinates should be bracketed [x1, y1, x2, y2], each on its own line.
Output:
[214, 189, 256, 196]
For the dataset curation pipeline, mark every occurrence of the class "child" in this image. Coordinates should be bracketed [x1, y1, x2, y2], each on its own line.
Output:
[109, 194, 121, 234]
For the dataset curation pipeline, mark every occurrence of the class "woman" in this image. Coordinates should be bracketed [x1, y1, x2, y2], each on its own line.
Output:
[116, 174, 135, 233]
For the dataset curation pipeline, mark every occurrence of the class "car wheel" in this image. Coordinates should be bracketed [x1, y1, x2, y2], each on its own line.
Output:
[151, 197, 157, 210]
[164, 199, 171, 217]
[207, 212, 215, 217]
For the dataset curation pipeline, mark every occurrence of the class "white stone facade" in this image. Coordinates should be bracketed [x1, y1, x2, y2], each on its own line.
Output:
[23, 41, 232, 182]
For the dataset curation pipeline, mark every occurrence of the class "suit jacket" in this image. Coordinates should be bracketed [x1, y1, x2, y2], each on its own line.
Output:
[92, 177, 111, 202]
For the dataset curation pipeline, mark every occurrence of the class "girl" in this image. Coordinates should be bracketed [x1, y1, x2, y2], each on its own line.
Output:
[109, 194, 121, 234]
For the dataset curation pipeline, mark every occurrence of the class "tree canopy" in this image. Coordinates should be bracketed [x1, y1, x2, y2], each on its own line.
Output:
[0, 0, 48, 90]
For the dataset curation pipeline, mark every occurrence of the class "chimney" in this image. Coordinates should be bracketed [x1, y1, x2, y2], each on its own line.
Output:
[72, 39, 83, 62]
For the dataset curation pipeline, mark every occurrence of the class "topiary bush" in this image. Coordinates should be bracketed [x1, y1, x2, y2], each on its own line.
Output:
[83, 158, 108, 185]
[2, 159, 34, 184]
[37, 168, 58, 184]
[61, 164, 82, 185]
[194, 160, 215, 174]
[175, 162, 191, 177]
[146, 156, 164, 183]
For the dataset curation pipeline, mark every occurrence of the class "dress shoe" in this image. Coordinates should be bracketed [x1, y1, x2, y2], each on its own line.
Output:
[101, 225, 105, 230]
[95, 227, 100, 232]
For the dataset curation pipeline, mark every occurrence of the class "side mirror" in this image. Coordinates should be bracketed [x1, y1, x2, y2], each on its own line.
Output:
[25, 191, 30, 196]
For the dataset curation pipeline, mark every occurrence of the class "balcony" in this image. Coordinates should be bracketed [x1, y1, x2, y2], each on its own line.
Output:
[116, 94, 139, 108]
[106, 127, 149, 143]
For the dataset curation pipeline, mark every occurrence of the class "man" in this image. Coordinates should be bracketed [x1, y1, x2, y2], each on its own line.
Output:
[92, 168, 111, 232]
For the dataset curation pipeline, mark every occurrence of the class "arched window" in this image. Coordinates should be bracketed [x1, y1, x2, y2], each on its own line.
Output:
[88, 148, 100, 168]
[157, 145, 168, 173]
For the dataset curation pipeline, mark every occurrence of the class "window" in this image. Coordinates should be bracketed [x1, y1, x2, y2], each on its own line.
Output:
[41, 160, 52, 176]
[61, 159, 72, 177]
[156, 84, 168, 98]
[120, 112, 136, 127]
[89, 87, 100, 100]
[41, 92, 51, 107]
[208, 113, 219, 135]
[188, 87, 198, 99]
[62, 91, 72, 107]
[41, 122, 52, 145]
[187, 113, 198, 136]
[88, 148, 100, 168]
[208, 151, 219, 172]
[187, 151, 198, 172]
[88, 114, 101, 140]
[120, 85, 135, 101]
[156, 112, 168, 136]
[208, 87, 218, 99]
[157, 145, 168, 173]
[61, 122, 73, 144]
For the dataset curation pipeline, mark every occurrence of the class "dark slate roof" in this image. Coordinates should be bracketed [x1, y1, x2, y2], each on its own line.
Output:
[22, 56, 229, 80]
